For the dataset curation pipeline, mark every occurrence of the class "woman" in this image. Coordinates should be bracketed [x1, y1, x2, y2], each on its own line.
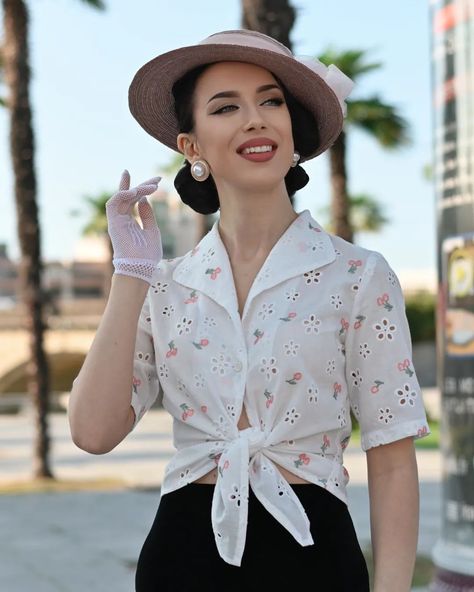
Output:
[69, 29, 431, 592]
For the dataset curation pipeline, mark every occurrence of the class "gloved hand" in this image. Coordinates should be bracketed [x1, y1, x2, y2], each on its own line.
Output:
[105, 170, 163, 284]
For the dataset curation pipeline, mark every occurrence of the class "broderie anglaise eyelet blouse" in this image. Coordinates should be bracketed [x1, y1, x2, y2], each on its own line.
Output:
[129, 208, 431, 566]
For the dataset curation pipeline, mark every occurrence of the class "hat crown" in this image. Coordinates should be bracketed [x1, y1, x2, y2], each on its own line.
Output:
[199, 29, 293, 58]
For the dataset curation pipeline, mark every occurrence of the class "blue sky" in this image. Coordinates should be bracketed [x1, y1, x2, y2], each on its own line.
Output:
[0, 0, 436, 275]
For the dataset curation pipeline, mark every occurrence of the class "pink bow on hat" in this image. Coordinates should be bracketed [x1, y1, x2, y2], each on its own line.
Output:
[295, 56, 355, 118]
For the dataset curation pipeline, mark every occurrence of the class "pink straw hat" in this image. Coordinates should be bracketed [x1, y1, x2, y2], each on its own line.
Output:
[128, 29, 355, 163]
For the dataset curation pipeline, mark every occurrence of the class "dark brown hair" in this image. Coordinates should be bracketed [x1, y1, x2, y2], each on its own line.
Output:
[172, 63, 319, 214]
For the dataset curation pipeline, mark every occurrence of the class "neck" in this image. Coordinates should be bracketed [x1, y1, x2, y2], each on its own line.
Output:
[217, 200, 299, 263]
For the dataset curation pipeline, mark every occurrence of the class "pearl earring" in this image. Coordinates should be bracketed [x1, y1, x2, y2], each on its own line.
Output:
[190, 159, 210, 182]
[291, 151, 301, 168]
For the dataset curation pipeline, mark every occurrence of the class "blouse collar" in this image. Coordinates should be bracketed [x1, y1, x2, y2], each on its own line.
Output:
[172, 208, 336, 324]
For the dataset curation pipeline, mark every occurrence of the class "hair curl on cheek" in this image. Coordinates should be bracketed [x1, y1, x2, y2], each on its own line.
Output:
[172, 64, 315, 215]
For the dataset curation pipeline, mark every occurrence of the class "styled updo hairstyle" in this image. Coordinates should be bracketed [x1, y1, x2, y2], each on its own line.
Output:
[172, 63, 319, 215]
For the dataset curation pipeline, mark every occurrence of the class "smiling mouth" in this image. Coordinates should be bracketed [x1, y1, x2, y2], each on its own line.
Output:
[237, 144, 277, 155]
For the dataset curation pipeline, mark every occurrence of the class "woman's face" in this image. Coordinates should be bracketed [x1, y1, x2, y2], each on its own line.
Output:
[177, 61, 294, 193]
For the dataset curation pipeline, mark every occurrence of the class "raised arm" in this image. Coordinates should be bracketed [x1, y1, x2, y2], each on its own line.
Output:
[68, 170, 162, 453]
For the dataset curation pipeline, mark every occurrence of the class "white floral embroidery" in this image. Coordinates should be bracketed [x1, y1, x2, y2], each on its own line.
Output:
[351, 276, 363, 293]
[276, 479, 292, 497]
[326, 359, 336, 374]
[194, 373, 206, 389]
[330, 294, 343, 309]
[213, 415, 231, 437]
[259, 357, 279, 381]
[359, 343, 371, 358]
[158, 363, 169, 380]
[202, 316, 217, 328]
[257, 302, 275, 320]
[285, 288, 300, 302]
[388, 269, 398, 287]
[284, 407, 301, 424]
[378, 407, 394, 424]
[178, 468, 193, 485]
[210, 352, 233, 376]
[228, 483, 243, 507]
[307, 384, 319, 403]
[338, 407, 347, 427]
[396, 384, 418, 407]
[303, 313, 321, 334]
[373, 318, 397, 341]
[257, 267, 272, 282]
[226, 404, 237, 419]
[162, 304, 174, 317]
[283, 339, 300, 356]
[152, 281, 169, 294]
[304, 269, 322, 284]
[176, 378, 187, 393]
[202, 247, 215, 263]
[350, 368, 362, 387]
[176, 316, 193, 335]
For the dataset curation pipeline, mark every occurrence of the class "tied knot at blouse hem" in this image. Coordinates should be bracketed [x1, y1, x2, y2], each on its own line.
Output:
[129, 208, 432, 566]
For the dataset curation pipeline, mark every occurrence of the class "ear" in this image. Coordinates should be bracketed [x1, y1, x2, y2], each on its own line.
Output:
[177, 133, 200, 162]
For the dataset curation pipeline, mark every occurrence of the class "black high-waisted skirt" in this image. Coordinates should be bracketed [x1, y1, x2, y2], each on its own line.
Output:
[135, 482, 370, 592]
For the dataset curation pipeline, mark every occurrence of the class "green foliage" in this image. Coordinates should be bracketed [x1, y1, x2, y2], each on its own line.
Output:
[404, 291, 436, 342]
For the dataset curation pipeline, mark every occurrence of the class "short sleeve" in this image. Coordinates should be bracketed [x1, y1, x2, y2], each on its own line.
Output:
[129, 290, 162, 431]
[344, 251, 431, 452]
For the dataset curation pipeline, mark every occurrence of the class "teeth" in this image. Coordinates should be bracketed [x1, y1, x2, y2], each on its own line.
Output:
[242, 145, 274, 154]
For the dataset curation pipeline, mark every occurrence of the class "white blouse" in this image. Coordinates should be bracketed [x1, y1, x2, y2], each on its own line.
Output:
[130, 208, 431, 566]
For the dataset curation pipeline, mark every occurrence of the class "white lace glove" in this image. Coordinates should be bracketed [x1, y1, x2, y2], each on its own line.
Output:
[106, 170, 163, 284]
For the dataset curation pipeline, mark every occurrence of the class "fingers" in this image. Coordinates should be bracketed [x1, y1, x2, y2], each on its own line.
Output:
[107, 171, 161, 216]
[137, 176, 162, 187]
[137, 196, 160, 230]
[119, 169, 130, 191]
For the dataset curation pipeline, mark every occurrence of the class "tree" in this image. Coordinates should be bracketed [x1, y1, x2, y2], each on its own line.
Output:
[316, 47, 412, 243]
[242, 0, 296, 57]
[1, 0, 105, 481]
[317, 192, 390, 242]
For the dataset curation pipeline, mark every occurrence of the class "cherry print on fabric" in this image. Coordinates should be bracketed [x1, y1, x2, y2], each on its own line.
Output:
[398, 358, 415, 377]
[280, 311, 297, 322]
[127, 209, 431, 567]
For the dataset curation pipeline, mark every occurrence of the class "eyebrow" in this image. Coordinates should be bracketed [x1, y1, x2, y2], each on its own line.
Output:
[207, 84, 283, 104]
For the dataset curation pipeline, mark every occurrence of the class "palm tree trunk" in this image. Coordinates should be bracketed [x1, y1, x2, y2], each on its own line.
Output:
[241, 0, 295, 50]
[3, 0, 53, 479]
[241, 0, 297, 209]
[329, 130, 353, 243]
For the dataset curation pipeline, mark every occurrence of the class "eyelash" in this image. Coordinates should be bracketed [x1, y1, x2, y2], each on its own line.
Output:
[213, 97, 285, 114]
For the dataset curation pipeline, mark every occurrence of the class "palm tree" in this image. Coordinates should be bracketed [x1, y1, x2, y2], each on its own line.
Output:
[70, 191, 114, 297]
[317, 192, 390, 243]
[242, 0, 296, 56]
[315, 47, 412, 243]
[1, 0, 105, 481]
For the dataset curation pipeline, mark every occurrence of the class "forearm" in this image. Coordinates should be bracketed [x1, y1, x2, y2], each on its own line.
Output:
[368, 457, 420, 592]
[68, 273, 149, 452]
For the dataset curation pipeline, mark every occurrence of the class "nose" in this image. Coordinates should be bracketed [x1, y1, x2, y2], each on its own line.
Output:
[242, 104, 267, 132]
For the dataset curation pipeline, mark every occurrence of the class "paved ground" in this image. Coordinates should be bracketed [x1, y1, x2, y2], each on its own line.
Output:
[0, 400, 441, 592]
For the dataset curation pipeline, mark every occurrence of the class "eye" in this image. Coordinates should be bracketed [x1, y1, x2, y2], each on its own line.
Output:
[212, 97, 285, 114]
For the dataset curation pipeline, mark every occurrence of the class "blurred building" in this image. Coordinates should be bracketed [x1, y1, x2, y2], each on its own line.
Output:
[0, 187, 203, 304]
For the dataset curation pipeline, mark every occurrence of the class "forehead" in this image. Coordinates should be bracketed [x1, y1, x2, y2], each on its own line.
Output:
[195, 61, 278, 94]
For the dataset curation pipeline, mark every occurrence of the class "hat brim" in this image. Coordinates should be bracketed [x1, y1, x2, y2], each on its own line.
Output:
[128, 43, 343, 163]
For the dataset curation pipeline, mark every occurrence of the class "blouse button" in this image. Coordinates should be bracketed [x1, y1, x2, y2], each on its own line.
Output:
[234, 360, 243, 372]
